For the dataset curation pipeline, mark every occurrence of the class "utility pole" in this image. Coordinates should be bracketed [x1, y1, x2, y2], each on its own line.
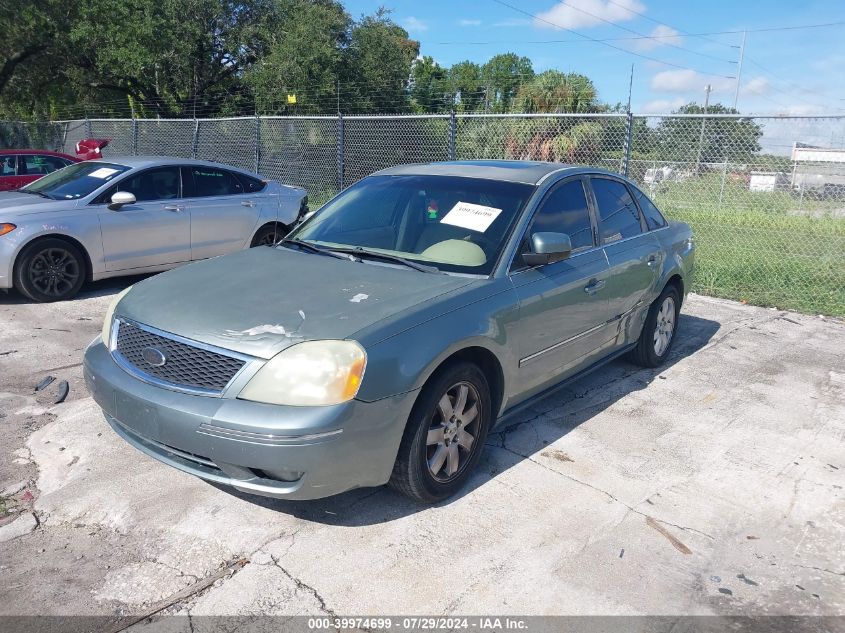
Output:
[626, 63, 634, 112]
[696, 84, 712, 175]
[732, 30, 747, 110]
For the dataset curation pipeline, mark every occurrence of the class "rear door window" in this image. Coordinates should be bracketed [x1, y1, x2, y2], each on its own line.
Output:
[591, 178, 643, 244]
[190, 167, 244, 197]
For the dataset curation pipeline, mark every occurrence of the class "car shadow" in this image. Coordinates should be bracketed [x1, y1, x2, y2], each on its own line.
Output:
[0, 274, 152, 304]
[215, 312, 721, 525]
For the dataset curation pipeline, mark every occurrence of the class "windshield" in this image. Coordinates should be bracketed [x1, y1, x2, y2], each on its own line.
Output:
[22, 162, 130, 200]
[288, 175, 535, 275]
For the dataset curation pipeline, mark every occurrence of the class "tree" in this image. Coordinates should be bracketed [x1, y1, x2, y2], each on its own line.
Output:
[481, 53, 533, 112]
[345, 9, 419, 114]
[656, 103, 763, 165]
[513, 71, 597, 114]
[449, 61, 484, 112]
[245, 0, 350, 114]
[409, 56, 450, 113]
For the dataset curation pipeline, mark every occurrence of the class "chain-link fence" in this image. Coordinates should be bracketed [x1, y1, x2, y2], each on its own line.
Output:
[2, 113, 844, 316]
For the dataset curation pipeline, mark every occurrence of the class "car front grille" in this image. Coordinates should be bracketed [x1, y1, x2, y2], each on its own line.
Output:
[113, 319, 246, 394]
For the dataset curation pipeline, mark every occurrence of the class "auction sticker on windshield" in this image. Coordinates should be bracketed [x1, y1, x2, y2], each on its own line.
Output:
[440, 201, 502, 233]
[88, 167, 119, 179]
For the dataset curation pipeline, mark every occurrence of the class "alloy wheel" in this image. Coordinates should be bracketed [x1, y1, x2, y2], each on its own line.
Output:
[27, 247, 81, 298]
[653, 296, 676, 356]
[425, 381, 481, 482]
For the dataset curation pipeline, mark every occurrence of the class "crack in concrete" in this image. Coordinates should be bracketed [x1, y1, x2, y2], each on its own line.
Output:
[269, 553, 336, 616]
[492, 442, 715, 541]
[794, 564, 845, 577]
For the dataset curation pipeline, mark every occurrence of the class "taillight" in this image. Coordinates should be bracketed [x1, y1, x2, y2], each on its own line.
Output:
[0, 223, 16, 236]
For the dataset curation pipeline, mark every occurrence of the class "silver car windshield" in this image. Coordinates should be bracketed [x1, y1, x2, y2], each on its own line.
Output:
[288, 175, 535, 275]
[21, 162, 130, 200]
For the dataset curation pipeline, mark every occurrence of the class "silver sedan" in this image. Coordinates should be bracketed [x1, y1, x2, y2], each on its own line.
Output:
[0, 157, 307, 301]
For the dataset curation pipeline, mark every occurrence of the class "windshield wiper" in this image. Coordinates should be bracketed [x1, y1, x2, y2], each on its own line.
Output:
[17, 189, 52, 199]
[279, 238, 359, 262]
[331, 247, 442, 274]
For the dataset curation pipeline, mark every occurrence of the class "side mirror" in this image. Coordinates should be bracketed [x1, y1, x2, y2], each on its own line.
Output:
[108, 191, 136, 211]
[522, 232, 573, 267]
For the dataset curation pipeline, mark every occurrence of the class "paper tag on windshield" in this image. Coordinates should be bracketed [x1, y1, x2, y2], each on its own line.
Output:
[440, 202, 502, 233]
[88, 167, 118, 179]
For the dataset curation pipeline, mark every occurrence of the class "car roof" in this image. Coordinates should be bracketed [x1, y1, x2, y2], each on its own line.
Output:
[0, 149, 77, 160]
[373, 160, 589, 185]
[88, 156, 260, 176]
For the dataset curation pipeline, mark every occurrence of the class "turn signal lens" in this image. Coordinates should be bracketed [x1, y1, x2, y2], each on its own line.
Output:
[0, 223, 16, 236]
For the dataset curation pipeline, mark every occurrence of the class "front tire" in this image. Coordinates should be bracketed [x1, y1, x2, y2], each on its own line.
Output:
[389, 363, 492, 503]
[13, 238, 86, 302]
[629, 285, 680, 368]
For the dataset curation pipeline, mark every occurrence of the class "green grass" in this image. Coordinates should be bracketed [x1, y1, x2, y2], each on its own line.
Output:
[652, 175, 845, 317]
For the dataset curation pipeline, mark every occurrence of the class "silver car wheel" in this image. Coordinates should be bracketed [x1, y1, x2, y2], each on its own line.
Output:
[653, 296, 676, 357]
[426, 381, 480, 482]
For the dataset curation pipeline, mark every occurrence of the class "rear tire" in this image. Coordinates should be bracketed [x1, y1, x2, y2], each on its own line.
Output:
[389, 362, 492, 503]
[250, 224, 286, 247]
[13, 238, 86, 302]
[628, 285, 680, 368]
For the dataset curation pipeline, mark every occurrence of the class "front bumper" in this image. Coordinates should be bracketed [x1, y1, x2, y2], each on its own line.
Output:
[83, 339, 417, 500]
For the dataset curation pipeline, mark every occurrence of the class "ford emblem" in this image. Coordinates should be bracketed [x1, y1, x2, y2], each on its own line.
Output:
[141, 346, 168, 367]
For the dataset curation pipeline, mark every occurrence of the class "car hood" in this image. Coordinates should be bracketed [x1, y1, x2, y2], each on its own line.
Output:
[117, 246, 478, 359]
[0, 191, 77, 216]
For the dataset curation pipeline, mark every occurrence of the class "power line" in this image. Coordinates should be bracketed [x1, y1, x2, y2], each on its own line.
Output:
[528, 0, 736, 64]
[434, 21, 845, 46]
[490, 0, 735, 79]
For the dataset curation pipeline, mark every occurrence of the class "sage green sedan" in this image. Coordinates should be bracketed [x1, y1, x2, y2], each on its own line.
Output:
[84, 161, 695, 503]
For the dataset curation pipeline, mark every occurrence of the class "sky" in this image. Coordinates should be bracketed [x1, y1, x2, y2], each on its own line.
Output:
[343, 0, 845, 116]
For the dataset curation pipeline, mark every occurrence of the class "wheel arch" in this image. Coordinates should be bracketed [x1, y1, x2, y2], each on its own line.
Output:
[14, 233, 94, 282]
[416, 345, 506, 420]
[250, 221, 290, 247]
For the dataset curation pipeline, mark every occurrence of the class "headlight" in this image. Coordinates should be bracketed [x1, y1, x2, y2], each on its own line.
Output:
[238, 340, 366, 406]
[101, 286, 133, 347]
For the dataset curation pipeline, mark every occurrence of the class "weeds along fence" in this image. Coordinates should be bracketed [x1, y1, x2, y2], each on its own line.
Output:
[3, 113, 844, 316]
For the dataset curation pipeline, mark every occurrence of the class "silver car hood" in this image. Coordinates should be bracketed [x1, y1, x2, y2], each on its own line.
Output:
[117, 246, 477, 359]
[0, 191, 78, 217]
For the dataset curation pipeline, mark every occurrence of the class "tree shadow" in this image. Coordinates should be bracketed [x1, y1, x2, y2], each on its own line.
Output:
[216, 312, 721, 525]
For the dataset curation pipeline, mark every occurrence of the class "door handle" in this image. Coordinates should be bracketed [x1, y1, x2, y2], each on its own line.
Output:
[241, 200, 256, 208]
[584, 279, 606, 295]
[163, 204, 185, 212]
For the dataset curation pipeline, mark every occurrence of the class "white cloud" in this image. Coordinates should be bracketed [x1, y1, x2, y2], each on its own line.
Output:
[458, 19, 482, 26]
[631, 25, 683, 52]
[642, 97, 686, 113]
[534, 0, 645, 30]
[742, 76, 770, 96]
[650, 69, 733, 94]
[403, 16, 428, 32]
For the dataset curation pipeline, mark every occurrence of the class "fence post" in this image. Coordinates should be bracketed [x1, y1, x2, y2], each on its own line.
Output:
[132, 119, 139, 156]
[448, 110, 457, 161]
[84, 118, 92, 139]
[337, 113, 345, 192]
[621, 111, 634, 177]
[253, 115, 261, 173]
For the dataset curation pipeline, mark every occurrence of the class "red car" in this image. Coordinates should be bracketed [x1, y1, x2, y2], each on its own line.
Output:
[0, 139, 110, 192]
